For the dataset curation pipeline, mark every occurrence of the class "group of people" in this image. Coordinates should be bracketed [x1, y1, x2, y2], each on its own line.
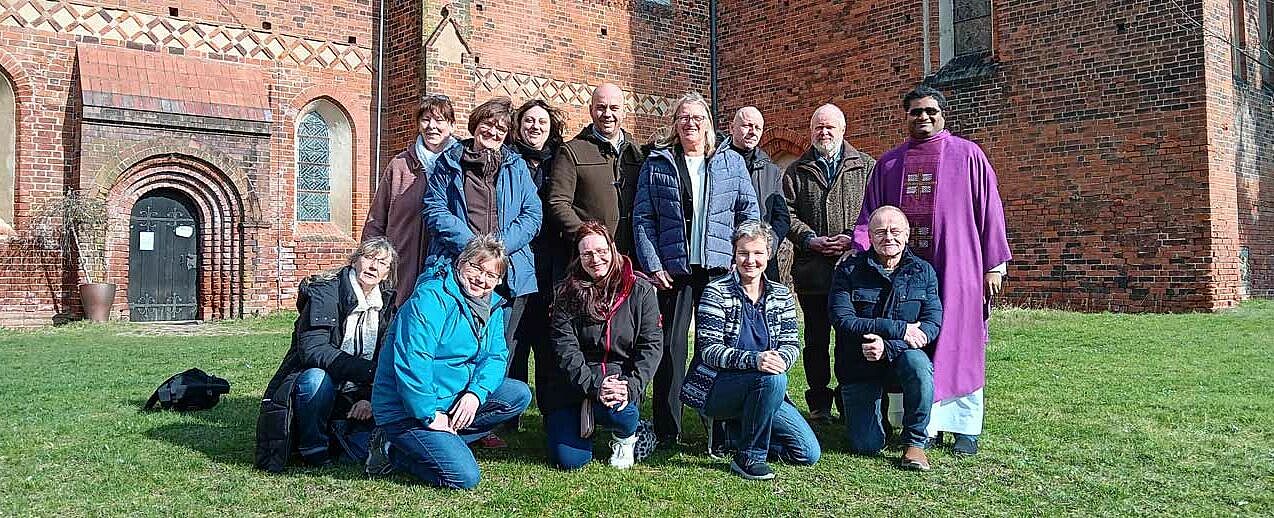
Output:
[253, 83, 1011, 488]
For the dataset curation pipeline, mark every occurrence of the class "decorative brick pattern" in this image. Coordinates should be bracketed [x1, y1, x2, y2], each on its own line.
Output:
[0, 0, 370, 72]
[471, 66, 677, 118]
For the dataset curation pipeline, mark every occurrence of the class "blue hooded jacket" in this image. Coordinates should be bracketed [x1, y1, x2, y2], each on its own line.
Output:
[632, 145, 760, 276]
[421, 141, 542, 297]
[371, 263, 508, 427]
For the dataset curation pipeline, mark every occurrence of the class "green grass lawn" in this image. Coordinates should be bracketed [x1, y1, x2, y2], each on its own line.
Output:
[1, 302, 1271, 517]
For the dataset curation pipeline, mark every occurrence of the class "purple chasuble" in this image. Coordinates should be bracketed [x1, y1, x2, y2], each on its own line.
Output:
[852, 130, 1011, 401]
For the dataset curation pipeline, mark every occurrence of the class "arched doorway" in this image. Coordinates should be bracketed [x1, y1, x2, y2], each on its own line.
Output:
[128, 189, 200, 321]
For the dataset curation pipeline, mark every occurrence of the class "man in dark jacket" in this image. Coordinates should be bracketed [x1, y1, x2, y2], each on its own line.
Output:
[547, 83, 646, 256]
[829, 206, 941, 471]
[783, 103, 876, 422]
[723, 107, 790, 281]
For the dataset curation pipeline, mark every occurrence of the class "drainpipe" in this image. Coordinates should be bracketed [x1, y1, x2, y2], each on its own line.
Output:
[373, 0, 387, 187]
[709, 0, 719, 122]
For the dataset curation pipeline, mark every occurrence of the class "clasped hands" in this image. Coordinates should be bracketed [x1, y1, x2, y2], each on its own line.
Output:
[597, 374, 630, 411]
[808, 234, 853, 258]
[426, 392, 481, 434]
[862, 323, 929, 362]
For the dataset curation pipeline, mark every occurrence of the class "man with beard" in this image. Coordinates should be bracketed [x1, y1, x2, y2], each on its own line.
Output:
[783, 104, 875, 423]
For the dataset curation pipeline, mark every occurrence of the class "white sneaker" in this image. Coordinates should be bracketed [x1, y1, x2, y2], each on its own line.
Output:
[609, 433, 638, 469]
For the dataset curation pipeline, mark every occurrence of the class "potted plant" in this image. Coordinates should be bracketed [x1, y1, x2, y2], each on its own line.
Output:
[30, 190, 114, 322]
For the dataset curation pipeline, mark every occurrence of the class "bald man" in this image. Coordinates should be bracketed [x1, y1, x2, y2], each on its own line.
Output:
[724, 107, 790, 280]
[829, 205, 941, 471]
[547, 83, 646, 256]
[783, 103, 875, 422]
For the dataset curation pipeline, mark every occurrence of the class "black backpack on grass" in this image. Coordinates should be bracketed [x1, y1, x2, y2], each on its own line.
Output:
[144, 368, 231, 411]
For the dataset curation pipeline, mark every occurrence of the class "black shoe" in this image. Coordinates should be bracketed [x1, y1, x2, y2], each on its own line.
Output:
[729, 453, 775, 481]
[364, 427, 393, 476]
[300, 450, 332, 468]
[807, 408, 835, 424]
[953, 434, 979, 456]
[656, 434, 683, 451]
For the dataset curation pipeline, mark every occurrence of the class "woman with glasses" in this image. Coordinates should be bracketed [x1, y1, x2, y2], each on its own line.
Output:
[631, 92, 760, 447]
[363, 94, 458, 306]
[422, 96, 543, 447]
[256, 237, 400, 471]
[370, 235, 532, 489]
[540, 221, 662, 470]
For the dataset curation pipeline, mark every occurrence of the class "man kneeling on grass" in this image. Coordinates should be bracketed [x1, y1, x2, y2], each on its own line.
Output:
[829, 206, 942, 471]
[369, 235, 532, 489]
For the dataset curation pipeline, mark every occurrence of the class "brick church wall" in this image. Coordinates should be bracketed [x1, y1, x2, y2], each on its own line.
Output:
[717, 0, 1252, 312]
[382, 0, 711, 155]
[0, 0, 376, 325]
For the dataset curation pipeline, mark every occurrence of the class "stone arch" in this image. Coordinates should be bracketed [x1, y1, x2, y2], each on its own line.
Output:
[760, 127, 806, 162]
[92, 137, 264, 226]
[104, 154, 249, 320]
[294, 97, 354, 232]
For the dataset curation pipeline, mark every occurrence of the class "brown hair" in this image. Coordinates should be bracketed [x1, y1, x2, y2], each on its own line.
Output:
[415, 94, 455, 124]
[467, 97, 514, 135]
[553, 221, 631, 322]
[508, 99, 566, 150]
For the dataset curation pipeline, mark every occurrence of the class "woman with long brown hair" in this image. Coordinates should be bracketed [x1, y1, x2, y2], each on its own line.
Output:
[541, 221, 663, 470]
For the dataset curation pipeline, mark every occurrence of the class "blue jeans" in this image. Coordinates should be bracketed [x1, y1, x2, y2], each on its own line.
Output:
[840, 349, 934, 453]
[384, 379, 531, 489]
[293, 368, 374, 462]
[704, 371, 820, 464]
[293, 368, 336, 462]
[543, 400, 641, 470]
[719, 400, 822, 465]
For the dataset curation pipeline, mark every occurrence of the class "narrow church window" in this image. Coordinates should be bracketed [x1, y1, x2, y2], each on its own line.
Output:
[953, 0, 992, 57]
[0, 72, 15, 227]
[1233, 0, 1248, 82]
[296, 110, 332, 222]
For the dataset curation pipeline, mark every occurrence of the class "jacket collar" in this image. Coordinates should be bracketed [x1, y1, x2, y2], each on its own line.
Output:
[726, 268, 784, 304]
[439, 138, 521, 171]
[423, 261, 505, 321]
[577, 125, 633, 152]
[863, 248, 919, 279]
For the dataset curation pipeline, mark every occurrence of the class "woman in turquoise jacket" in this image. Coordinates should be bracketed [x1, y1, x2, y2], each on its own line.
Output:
[369, 235, 531, 489]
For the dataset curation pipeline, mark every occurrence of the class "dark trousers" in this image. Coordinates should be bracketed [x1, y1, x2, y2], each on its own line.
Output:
[797, 293, 835, 413]
[544, 401, 641, 470]
[503, 295, 529, 377]
[654, 266, 719, 440]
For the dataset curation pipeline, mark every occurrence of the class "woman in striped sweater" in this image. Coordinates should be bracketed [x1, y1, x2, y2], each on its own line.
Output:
[687, 220, 822, 481]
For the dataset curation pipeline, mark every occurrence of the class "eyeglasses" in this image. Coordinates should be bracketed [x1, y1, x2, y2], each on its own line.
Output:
[676, 115, 708, 124]
[736, 123, 763, 132]
[579, 248, 612, 261]
[361, 254, 393, 268]
[477, 121, 509, 134]
[463, 260, 502, 283]
[908, 107, 941, 117]
[871, 228, 908, 238]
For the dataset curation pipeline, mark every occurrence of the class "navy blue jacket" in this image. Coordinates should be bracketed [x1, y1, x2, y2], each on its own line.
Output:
[829, 249, 942, 381]
[421, 141, 543, 297]
[632, 145, 759, 276]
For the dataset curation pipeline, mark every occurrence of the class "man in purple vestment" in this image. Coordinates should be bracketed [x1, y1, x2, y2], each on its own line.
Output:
[852, 85, 1010, 455]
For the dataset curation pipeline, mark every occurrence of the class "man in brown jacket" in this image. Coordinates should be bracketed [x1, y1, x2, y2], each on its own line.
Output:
[362, 95, 458, 306]
[547, 83, 645, 256]
[783, 103, 876, 422]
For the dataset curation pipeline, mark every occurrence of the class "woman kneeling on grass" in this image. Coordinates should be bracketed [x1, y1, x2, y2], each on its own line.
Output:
[368, 235, 532, 489]
[682, 220, 822, 481]
[541, 221, 663, 469]
[255, 237, 398, 471]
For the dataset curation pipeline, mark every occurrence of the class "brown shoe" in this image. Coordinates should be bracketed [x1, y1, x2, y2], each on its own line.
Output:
[901, 446, 931, 471]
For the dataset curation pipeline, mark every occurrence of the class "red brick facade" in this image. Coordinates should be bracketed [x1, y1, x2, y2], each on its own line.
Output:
[717, 0, 1271, 311]
[0, 0, 1268, 325]
[0, 0, 374, 325]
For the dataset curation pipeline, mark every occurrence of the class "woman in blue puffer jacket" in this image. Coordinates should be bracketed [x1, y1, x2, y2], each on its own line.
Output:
[631, 92, 760, 445]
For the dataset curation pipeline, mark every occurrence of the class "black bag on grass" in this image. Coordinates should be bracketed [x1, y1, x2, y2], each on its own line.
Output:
[144, 368, 231, 411]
